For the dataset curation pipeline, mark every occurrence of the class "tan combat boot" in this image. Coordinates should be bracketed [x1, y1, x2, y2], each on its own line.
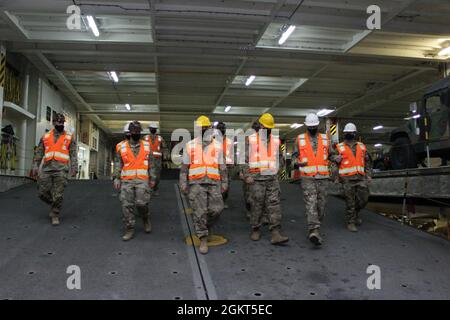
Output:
[122, 228, 135, 241]
[271, 229, 289, 245]
[308, 229, 322, 246]
[199, 237, 208, 254]
[347, 223, 358, 232]
[143, 217, 152, 233]
[51, 216, 60, 226]
[250, 228, 261, 241]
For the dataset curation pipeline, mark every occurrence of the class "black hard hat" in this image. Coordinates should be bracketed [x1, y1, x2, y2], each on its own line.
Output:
[215, 121, 226, 133]
[128, 121, 142, 133]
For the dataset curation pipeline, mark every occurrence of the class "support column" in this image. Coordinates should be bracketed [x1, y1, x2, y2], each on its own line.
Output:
[18, 73, 29, 176]
[326, 117, 339, 145]
[0, 44, 6, 129]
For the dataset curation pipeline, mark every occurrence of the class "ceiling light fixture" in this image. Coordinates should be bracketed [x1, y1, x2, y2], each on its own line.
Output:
[224, 105, 232, 113]
[278, 25, 296, 45]
[373, 125, 383, 130]
[438, 46, 450, 56]
[109, 71, 119, 83]
[125, 104, 131, 111]
[374, 143, 383, 148]
[213, 121, 219, 127]
[316, 109, 334, 117]
[86, 15, 100, 37]
[245, 75, 256, 86]
[290, 123, 303, 129]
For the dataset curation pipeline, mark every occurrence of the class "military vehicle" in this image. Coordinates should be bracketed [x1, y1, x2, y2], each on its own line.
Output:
[389, 75, 450, 169]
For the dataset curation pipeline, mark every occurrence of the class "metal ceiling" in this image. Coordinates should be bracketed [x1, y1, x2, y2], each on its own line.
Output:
[0, 0, 449, 143]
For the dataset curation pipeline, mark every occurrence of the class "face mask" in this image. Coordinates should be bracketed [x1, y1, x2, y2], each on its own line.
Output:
[131, 134, 141, 141]
[150, 128, 157, 134]
[307, 127, 318, 136]
[55, 125, 64, 133]
[344, 133, 356, 140]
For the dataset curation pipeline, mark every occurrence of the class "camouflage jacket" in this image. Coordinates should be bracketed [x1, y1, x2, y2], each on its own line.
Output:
[113, 138, 157, 182]
[330, 140, 372, 181]
[179, 138, 228, 189]
[33, 130, 78, 173]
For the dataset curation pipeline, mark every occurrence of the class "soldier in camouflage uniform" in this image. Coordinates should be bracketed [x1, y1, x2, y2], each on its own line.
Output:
[331, 123, 372, 232]
[294, 113, 332, 246]
[214, 121, 234, 209]
[145, 123, 167, 196]
[242, 113, 288, 245]
[114, 121, 157, 241]
[179, 115, 228, 255]
[31, 113, 77, 226]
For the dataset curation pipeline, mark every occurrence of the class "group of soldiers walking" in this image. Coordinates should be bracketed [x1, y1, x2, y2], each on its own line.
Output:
[32, 111, 371, 255]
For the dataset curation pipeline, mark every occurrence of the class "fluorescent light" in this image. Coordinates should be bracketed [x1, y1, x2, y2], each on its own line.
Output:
[245, 75, 256, 86]
[109, 71, 119, 83]
[373, 125, 383, 130]
[404, 114, 421, 120]
[316, 109, 334, 117]
[438, 46, 450, 56]
[224, 105, 232, 113]
[290, 123, 303, 129]
[278, 25, 296, 45]
[86, 15, 100, 37]
[213, 121, 219, 127]
[125, 104, 131, 111]
[374, 143, 383, 148]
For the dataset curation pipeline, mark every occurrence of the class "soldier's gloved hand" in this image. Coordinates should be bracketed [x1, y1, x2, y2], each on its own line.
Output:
[367, 176, 372, 183]
[30, 168, 39, 179]
[298, 161, 308, 167]
[221, 185, 228, 194]
[181, 184, 189, 194]
[114, 179, 121, 190]
[149, 180, 156, 189]
[244, 176, 255, 185]
[70, 169, 77, 178]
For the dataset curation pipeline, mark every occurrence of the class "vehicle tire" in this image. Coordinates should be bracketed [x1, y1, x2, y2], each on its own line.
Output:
[390, 137, 417, 170]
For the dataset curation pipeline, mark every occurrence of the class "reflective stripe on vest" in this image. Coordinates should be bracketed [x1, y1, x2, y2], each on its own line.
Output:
[118, 140, 150, 180]
[297, 133, 329, 177]
[187, 139, 221, 181]
[337, 142, 366, 176]
[43, 130, 72, 164]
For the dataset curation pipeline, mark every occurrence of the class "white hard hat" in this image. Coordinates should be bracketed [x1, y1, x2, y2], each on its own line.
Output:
[148, 123, 159, 129]
[343, 123, 357, 133]
[304, 113, 320, 127]
[123, 122, 131, 133]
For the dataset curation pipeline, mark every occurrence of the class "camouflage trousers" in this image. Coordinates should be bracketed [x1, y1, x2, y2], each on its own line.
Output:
[301, 178, 328, 231]
[187, 183, 224, 238]
[222, 165, 233, 203]
[342, 180, 370, 224]
[119, 180, 151, 229]
[248, 178, 282, 231]
[37, 171, 67, 217]
[152, 157, 162, 191]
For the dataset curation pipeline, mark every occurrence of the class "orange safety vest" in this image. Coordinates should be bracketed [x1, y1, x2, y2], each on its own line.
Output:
[118, 140, 151, 180]
[186, 138, 221, 181]
[145, 134, 162, 158]
[297, 133, 329, 177]
[248, 133, 280, 175]
[223, 137, 234, 165]
[336, 142, 366, 176]
[43, 130, 73, 164]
